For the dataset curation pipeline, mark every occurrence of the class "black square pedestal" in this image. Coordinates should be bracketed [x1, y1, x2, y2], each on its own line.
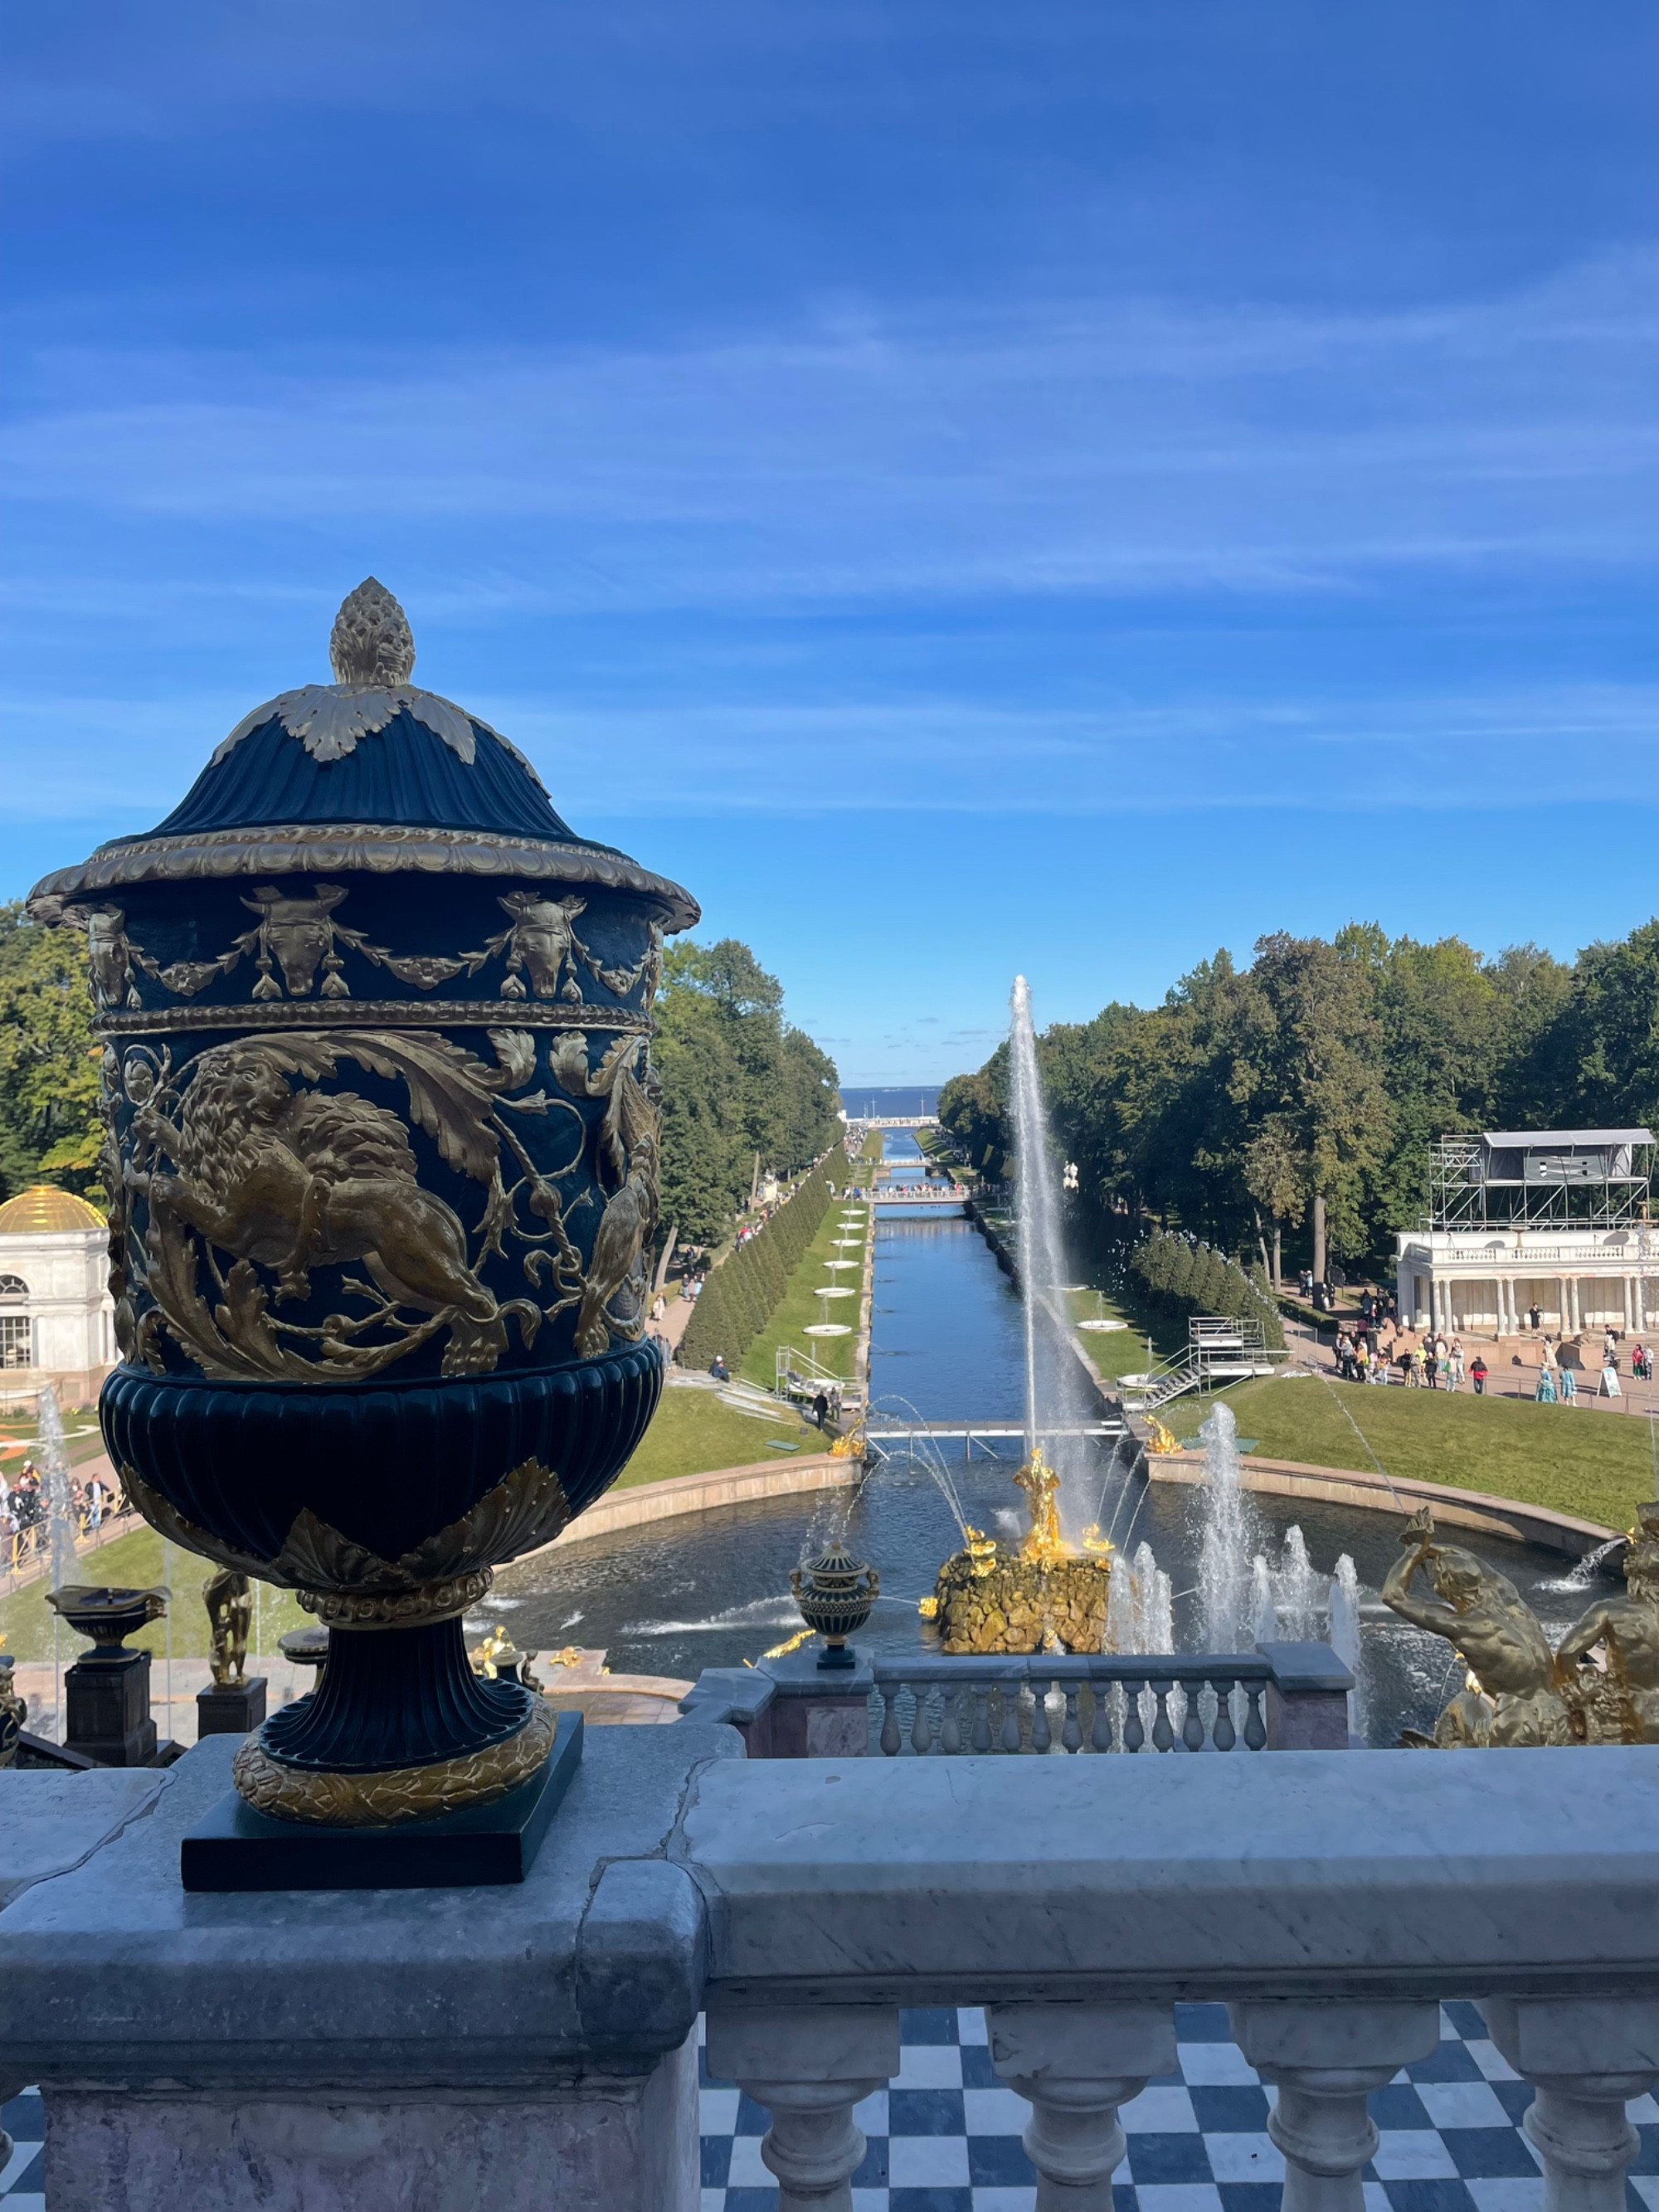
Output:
[179, 1712, 582, 1892]
[195, 1677, 268, 1737]
[65, 1651, 158, 1767]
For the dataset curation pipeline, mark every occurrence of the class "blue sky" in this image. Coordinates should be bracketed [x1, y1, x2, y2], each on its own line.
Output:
[4, 3, 1658, 1084]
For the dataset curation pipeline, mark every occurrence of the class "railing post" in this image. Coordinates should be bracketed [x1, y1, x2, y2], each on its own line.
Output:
[706, 2005, 899, 2212]
[1229, 1998, 1439, 2211]
[987, 2001, 1176, 2211]
[1256, 1640, 1355, 1748]
[1480, 1995, 1659, 2212]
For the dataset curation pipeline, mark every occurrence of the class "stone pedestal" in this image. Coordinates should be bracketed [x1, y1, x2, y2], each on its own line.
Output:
[64, 1650, 157, 1766]
[195, 1676, 268, 1738]
[753, 1651, 873, 1758]
[0, 1726, 742, 2212]
[1256, 1640, 1354, 1749]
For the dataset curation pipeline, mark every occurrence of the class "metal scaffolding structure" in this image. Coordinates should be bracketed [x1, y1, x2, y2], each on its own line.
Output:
[1428, 1130, 1655, 1231]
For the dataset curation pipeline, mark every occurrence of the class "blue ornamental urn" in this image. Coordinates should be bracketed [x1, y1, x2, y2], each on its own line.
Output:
[29, 580, 696, 1845]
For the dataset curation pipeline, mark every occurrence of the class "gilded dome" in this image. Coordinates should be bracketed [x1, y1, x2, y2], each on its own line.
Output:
[0, 1185, 105, 1235]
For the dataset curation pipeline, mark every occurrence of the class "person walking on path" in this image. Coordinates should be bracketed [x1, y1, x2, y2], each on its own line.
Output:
[1536, 1365, 1558, 1403]
[1559, 1363, 1576, 1403]
[1471, 1352, 1489, 1396]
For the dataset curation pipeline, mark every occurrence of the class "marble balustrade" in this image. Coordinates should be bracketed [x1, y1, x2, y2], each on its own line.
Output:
[3, 1727, 1657, 2211]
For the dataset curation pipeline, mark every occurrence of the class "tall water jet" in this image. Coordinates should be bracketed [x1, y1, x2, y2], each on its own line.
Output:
[1328, 1554, 1365, 1741]
[1195, 1402, 1263, 1651]
[1276, 1526, 1325, 1640]
[1007, 976, 1101, 1531]
[37, 1383, 76, 1742]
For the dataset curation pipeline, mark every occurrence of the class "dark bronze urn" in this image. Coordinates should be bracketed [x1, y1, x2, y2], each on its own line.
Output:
[30, 580, 696, 1839]
[790, 1540, 880, 1669]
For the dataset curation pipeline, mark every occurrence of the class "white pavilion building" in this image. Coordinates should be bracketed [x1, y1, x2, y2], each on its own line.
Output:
[0, 1184, 115, 1406]
[1395, 1128, 1659, 1338]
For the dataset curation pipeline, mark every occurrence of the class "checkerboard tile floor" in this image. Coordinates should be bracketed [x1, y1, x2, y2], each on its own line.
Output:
[698, 2000, 1659, 2212]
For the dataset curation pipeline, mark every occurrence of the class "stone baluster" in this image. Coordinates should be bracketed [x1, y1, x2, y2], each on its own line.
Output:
[970, 1683, 994, 1752]
[0, 2074, 21, 2179]
[1061, 1680, 1083, 1752]
[988, 2001, 1176, 2210]
[1122, 1681, 1146, 1752]
[878, 1685, 902, 1756]
[1480, 1995, 1659, 2212]
[1211, 1678, 1238, 1751]
[1230, 2000, 1439, 2210]
[1031, 1678, 1053, 1753]
[708, 2005, 900, 2212]
[939, 1686, 963, 1755]
[1000, 1683, 1023, 1752]
[1241, 1678, 1267, 1747]
[1181, 1677, 1207, 1750]
[1150, 1680, 1175, 1751]
[909, 1689, 932, 1756]
[1088, 1683, 1113, 1752]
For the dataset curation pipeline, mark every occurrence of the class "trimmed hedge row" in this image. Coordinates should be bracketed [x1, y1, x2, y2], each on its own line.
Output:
[679, 1162, 839, 1372]
[1129, 1230, 1286, 1350]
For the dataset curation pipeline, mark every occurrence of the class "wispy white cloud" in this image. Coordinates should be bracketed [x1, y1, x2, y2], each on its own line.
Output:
[6, 676, 1659, 825]
[7, 251, 1659, 623]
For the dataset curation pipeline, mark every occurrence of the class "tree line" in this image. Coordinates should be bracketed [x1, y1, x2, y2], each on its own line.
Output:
[679, 1162, 838, 1372]
[940, 918, 1659, 1284]
[0, 904, 842, 1267]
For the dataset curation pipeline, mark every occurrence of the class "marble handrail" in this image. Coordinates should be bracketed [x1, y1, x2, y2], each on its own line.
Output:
[688, 1747, 1659, 2210]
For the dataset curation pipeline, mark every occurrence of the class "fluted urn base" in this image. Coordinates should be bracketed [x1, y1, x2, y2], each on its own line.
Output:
[231, 1616, 553, 1827]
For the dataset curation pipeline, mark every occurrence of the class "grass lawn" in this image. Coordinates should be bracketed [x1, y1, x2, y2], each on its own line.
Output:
[1166, 1372, 1659, 1534]
[615, 1383, 816, 1488]
[740, 1201, 868, 1391]
[1, 1406, 109, 1470]
[1064, 1285, 1187, 1382]
[0, 1524, 309, 1663]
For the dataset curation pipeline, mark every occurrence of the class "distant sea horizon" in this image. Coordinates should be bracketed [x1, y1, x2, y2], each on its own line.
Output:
[838, 1084, 941, 1118]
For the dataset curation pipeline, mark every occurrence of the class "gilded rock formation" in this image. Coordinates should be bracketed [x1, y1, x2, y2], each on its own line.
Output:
[930, 1447, 1114, 1655]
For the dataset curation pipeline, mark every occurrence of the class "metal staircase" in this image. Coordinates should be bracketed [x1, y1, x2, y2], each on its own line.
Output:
[1118, 1315, 1287, 1412]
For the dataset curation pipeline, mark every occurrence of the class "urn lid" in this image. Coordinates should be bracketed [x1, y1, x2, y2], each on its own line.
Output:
[28, 580, 698, 928]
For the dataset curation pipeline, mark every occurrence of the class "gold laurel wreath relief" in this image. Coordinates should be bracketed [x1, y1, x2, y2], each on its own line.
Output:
[231, 1698, 558, 1826]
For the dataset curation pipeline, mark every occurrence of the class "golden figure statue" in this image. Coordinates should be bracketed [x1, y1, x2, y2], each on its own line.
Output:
[1555, 1503, 1659, 1742]
[1014, 1445, 1067, 1567]
[203, 1568, 252, 1688]
[1382, 1508, 1572, 1746]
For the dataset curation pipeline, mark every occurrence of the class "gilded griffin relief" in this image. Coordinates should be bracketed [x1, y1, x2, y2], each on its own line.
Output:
[115, 1020, 661, 1385]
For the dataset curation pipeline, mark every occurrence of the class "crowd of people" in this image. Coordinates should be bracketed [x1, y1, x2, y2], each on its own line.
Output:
[0, 1459, 125, 1573]
[1328, 1305, 1653, 1405]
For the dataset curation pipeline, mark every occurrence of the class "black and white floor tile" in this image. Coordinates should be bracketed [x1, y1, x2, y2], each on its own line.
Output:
[698, 2000, 1659, 2212]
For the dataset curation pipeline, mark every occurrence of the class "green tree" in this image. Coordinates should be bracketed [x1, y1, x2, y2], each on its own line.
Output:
[0, 903, 102, 1201]
[652, 935, 840, 1253]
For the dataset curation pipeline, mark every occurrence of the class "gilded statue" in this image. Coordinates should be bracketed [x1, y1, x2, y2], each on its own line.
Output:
[203, 1568, 252, 1687]
[1383, 1508, 1572, 1746]
[1014, 1445, 1067, 1567]
[1555, 1502, 1659, 1743]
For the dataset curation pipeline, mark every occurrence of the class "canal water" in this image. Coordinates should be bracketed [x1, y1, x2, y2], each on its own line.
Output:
[493, 1133, 1600, 1742]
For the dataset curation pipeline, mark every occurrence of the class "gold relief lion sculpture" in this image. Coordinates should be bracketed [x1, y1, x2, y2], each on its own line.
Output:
[124, 1029, 564, 1382]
